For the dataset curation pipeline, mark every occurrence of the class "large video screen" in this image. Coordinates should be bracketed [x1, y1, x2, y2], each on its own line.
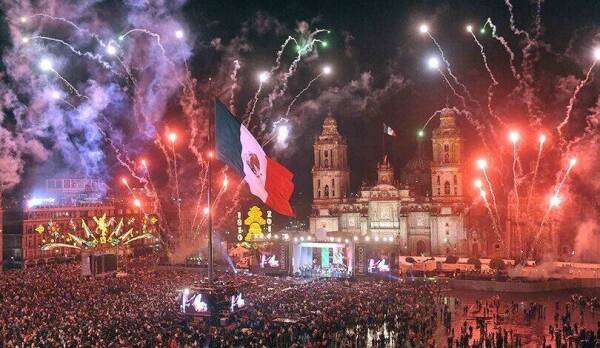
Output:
[256, 241, 288, 272]
[179, 288, 246, 316]
[230, 293, 246, 312]
[179, 289, 215, 316]
[368, 257, 391, 273]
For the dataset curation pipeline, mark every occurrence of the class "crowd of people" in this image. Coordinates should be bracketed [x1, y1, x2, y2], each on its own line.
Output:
[2, 257, 600, 347]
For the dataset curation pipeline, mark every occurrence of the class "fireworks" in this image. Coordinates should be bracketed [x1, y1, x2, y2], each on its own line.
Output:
[105, 45, 117, 55]
[427, 57, 440, 70]
[509, 130, 520, 144]
[258, 71, 270, 83]
[277, 125, 289, 143]
[549, 195, 561, 208]
[476, 158, 488, 170]
[39, 58, 53, 71]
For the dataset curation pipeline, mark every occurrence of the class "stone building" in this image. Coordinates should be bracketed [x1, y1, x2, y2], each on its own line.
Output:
[309, 109, 477, 256]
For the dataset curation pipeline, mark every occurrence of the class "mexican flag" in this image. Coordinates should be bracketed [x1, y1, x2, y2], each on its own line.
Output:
[215, 100, 295, 216]
[383, 123, 396, 136]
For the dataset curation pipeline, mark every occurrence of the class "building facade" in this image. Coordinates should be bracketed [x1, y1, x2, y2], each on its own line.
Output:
[3, 177, 153, 267]
[309, 109, 476, 256]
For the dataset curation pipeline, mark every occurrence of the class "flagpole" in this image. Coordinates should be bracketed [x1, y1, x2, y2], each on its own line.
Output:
[382, 123, 386, 159]
[208, 78, 214, 285]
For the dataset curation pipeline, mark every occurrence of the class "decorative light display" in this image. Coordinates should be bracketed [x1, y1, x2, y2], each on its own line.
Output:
[236, 205, 272, 243]
[38, 213, 159, 251]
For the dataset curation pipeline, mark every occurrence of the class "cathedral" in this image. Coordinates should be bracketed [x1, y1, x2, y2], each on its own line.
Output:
[309, 108, 480, 256]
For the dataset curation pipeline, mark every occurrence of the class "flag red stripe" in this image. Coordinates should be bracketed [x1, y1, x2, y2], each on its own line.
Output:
[265, 157, 295, 216]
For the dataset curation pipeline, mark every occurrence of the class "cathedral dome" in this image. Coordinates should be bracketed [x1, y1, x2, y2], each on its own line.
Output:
[402, 138, 431, 197]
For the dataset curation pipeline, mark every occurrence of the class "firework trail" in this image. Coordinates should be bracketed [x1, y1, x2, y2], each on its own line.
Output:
[534, 0, 544, 39]
[469, 32, 498, 86]
[483, 18, 520, 81]
[468, 30, 504, 125]
[244, 79, 267, 126]
[511, 142, 521, 247]
[557, 61, 598, 143]
[24, 13, 107, 45]
[120, 28, 184, 85]
[24, 15, 135, 83]
[421, 110, 442, 130]
[428, 32, 480, 109]
[262, 117, 289, 147]
[438, 69, 467, 108]
[170, 140, 182, 229]
[272, 36, 295, 74]
[229, 59, 241, 114]
[503, 0, 533, 43]
[526, 138, 545, 213]
[285, 71, 324, 118]
[481, 191, 503, 247]
[530, 159, 576, 252]
[39, 62, 86, 98]
[243, 35, 300, 125]
[264, 29, 329, 110]
[437, 73, 487, 146]
[29, 36, 115, 71]
[482, 168, 500, 222]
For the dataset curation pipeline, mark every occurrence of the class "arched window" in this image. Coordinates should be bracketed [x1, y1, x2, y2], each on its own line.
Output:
[437, 176, 440, 185]
[444, 181, 451, 195]
[451, 143, 456, 162]
[332, 178, 335, 186]
[317, 179, 321, 188]
[318, 190, 321, 198]
[443, 144, 450, 163]
[324, 185, 330, 198]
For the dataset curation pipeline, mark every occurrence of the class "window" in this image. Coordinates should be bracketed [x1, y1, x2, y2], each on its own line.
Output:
[332, 190, 335, 197]
[317, 179, 320, 188]
[318, 190, 321, 198]
[454, 187, 458, 195]
[324, 185, 330, 198]
[332, 178, 335, 186]
[437, 188, 441, 195]
[453, 175, 457, 184]
[437, 176, 440, 185]
[444, 144, 450, 163]
[444, 181, 451, 195]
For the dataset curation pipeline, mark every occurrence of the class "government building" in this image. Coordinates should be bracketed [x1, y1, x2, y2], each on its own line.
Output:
[309, 108, 481, 257]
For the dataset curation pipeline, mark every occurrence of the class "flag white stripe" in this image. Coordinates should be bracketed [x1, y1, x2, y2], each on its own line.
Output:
[239, 124, 268, 202]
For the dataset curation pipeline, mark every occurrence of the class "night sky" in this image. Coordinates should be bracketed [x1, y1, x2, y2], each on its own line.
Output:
[0, 0, 599, 225]
[179, 0, 600, 218]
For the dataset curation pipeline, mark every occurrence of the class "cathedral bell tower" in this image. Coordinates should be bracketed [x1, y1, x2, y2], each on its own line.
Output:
[431, 108, 463, 202]
[312, 114, 350, 202]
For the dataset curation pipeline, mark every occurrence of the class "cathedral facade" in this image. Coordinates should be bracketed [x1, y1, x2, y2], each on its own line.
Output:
[309, 109, 477, 256]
